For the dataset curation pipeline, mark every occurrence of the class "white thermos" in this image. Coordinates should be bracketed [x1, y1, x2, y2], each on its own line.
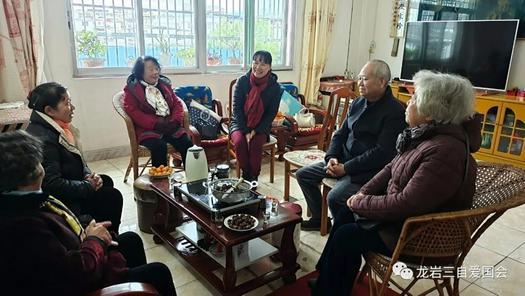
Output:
[185, 145, 209, 183]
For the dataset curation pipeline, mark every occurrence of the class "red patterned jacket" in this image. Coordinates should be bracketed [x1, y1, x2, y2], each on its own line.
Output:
[123, 75, 186, 143]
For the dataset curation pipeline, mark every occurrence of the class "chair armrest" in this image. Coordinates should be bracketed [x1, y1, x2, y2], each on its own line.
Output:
[187, 124, 202, 145]
[85, 282, 159, 296]
[212, 99, 224, 117]
[284, 115, 299, 133]
[220, 118, 230, 135]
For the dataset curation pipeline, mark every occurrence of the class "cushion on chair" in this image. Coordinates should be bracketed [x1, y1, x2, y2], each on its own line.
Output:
[296, 124, 323, 136]
[174, 85, 213, 109]
[201, 135, 229, 147]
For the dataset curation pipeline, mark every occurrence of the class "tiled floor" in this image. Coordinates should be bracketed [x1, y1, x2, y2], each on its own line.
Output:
[89, 156, 525, 295]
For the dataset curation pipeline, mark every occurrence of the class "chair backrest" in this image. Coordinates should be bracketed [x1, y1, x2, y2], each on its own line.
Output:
[112, 91, 139, 151]
[174, 85, 213, 109]
[394, 163, 525, 262]
[228, 79, 237, 119]
[320, 87, 356, 150]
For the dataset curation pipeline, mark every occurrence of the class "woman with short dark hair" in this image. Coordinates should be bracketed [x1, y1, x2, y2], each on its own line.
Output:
[26, 82, 123, 232]
[0, 130, 177, 295]
[230, 50, 282, 181]
[124, 55, 193, 167]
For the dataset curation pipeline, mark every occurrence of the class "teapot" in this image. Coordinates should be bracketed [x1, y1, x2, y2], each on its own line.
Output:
[185, 145, 208, 183]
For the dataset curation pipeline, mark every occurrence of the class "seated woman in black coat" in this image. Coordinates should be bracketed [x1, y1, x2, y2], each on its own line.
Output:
[26, 82, 123, 232]
[0, 131, 176, 296]
[230, 50, 282, 181]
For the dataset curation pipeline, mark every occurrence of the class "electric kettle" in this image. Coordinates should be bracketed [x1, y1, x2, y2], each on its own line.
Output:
[185, 145, 209, 183]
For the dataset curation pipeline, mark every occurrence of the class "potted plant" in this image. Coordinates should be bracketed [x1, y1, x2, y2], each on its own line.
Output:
[177, 47, 195, 66]
[76, 30, 106, 67]
[155, 29, 171, 66]
[207, 52, 221, 66]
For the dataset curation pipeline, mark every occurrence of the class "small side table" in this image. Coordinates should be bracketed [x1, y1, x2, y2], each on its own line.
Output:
[283, 149, 326, 201]
[0, 104, 31, 132]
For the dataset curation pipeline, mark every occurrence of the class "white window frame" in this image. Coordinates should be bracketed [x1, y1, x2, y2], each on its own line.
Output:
[66, 0, 295, 77]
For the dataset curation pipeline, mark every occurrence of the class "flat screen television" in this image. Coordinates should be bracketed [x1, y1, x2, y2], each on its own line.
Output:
[400, 20, 519, 91]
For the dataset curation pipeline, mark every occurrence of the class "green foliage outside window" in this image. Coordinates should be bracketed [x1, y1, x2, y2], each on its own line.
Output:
[76, 30, 106, 58]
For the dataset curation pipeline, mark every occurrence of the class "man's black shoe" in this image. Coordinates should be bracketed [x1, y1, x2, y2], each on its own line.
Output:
[301, 218, 332, 231]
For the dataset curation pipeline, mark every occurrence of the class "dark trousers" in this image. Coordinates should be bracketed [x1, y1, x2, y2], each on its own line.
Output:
[296, 161, 362, 219]
[141, 134, 193, 167]
[118, 232, 177, 296]
[81, 174, 123, 233]
[315, 206, 390, 296]
[230, 130, 267, 179]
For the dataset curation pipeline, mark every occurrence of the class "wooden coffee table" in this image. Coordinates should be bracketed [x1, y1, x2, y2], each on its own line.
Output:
[149, 178, 302, 296]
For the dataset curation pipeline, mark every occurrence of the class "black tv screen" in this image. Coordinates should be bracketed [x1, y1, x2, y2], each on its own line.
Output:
[401, 20, 519, 91]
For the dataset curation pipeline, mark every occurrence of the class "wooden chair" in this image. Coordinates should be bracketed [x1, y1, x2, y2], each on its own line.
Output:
[283, 87, 354, 204]
[284, 86, 357, 153]
[360, 163, 525, 296]
[227, 79, 276, 182]
[112, 91, 189, 182]
[86, 282, 159, 296]
[174, 86, 229, 167]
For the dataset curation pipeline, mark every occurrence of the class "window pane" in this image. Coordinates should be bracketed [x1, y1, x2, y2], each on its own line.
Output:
[206, 0, 244, 66]
[254, 0, 287, 66]
[142, 0, 196, 67]
[72, 0, 139, 68]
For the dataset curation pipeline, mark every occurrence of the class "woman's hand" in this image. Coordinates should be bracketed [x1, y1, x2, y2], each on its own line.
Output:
[84, 220, 118, 246]
[346, 192, 365, 209]
[245, 130, 256, 144]
[85, 173, 103, 190]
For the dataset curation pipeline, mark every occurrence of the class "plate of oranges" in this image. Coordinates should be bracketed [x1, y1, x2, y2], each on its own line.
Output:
[148, 165, 174, 179]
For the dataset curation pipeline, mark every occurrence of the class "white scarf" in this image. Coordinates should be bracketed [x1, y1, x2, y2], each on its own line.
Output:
[140, 80, 170, 117]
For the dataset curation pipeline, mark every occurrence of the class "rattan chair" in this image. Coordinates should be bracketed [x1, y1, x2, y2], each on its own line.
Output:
[360, 162, 525, 296]
[112, 91, 189, 182]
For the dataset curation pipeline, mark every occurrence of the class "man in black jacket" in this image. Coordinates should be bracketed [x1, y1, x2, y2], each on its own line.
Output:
[297, 60, 407, 231]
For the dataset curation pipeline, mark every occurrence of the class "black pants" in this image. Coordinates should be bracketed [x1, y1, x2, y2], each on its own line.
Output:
[118, 232, 177, 296]
[314, 206, 390, 296]
[141, 135, 193, 167]
[81, 174, 123, 233]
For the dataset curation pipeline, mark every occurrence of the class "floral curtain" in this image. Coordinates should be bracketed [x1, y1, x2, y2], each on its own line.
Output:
[0, 0, 44, 101]
[299, 0, 337, 105]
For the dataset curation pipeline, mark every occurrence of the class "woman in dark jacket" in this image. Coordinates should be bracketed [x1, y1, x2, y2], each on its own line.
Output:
[26, 82, 123, 232]
[311, 70, 482, 296]
[123, 56, 193, 167]
[230, 50, 282, 181]
[0, 130, 176, 296]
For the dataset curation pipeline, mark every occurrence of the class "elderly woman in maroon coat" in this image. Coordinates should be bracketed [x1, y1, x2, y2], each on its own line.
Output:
[0, 131, 176, 295]
[124, 56, 193, 167]
[310, 70, 482, 296]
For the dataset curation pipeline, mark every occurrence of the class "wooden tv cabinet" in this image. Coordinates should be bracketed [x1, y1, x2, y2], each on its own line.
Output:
[391, 83, 525, 169]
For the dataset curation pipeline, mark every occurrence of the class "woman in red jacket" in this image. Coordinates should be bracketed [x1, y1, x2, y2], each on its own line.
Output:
[124, 56, 193, 167]
[310, 70, 482, 296]
[0, 131, 176, 295]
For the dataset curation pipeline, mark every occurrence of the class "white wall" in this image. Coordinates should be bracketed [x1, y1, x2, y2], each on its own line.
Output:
[324, 0, 525, 90]
[40, 0, 305, 158]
